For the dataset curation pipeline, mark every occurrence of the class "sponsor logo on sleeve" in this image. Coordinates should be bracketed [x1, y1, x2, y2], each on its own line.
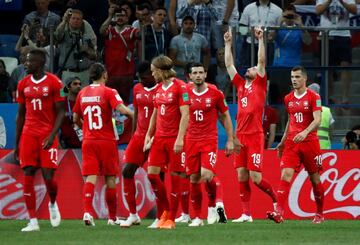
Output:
[316, 99, 321, 107]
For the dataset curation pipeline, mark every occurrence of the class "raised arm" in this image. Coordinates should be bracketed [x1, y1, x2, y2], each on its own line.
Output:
[224, 29, 237, 80]
[255, 27, 266, 77]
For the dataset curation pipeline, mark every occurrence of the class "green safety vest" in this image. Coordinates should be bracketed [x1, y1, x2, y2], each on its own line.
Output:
[317, 106, 331, 149]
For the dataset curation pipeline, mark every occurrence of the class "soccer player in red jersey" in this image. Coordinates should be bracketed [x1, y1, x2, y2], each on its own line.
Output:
[120, 61, 158, 227]
[144, 55, 190, 229]
[185, 62, 234, 227]
[267, 66, 324, 224]
[224, 27, 277, 222]
[73, 63, 133, 226]
[15, 49, 65, 232]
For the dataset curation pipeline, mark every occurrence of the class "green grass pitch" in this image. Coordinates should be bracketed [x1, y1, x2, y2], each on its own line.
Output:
[1, 219, 359, 245]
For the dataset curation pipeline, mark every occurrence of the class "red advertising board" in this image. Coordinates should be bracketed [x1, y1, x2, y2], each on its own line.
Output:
[0, 150, 359, 220]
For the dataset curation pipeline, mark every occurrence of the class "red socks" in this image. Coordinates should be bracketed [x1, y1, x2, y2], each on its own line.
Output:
[105, 187, 117, 220]
[123, 178, 136, 214]
[313, 182, 324, 215]
[255, 178, 277, 203]
[276, 180, 291, 215]
[169, 174, 181, 221]
[180, 177, 190, 215]
[148, 173, 169, 217]
[212, 176, 223, 203]
[83, 182, 95, 214]
[45, 179, 58, 204]
[205, 178, 217, 207]
[23, 175, 36, 218]
[239, 181, 251, 215]
[190, 182, 202, 218]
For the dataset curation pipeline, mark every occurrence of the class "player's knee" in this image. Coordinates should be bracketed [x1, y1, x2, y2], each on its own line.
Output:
[281, 170, 293, 182]
[249, 172, 261, 184]
[41, 168, 55, 180]
[189, 174, 201, 183]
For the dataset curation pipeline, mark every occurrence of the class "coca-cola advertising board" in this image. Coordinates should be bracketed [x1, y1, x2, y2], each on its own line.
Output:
[0, 149, 359, 220]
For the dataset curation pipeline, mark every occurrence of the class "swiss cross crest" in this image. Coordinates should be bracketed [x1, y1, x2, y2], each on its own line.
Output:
[288, 102, 293, 107]
[168, 92, 173, 98]
[304, 101, 308, 107]
[42, 86, 49, 93]
[24, 87, 30, 93]
[136, 94, 141, 99]
[205, 98, 211, 104]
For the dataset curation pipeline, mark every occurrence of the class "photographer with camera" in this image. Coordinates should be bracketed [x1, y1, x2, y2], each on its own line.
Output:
[343, 125, 360, 150]
[23, 0, 61, 43]
[55, 8, 97, 86]
[100, 6, 139, 104]
[272, 4, 312, 67]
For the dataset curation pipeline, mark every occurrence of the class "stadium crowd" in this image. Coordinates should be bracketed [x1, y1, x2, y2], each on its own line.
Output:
[0, 0, 359, 232]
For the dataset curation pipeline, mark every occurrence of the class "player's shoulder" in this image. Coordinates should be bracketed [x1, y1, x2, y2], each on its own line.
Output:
[306, 88, 320, 98]
[45, 72, 62, 84]
[133, 82, 143, 91]
[18, 74, 32, 87]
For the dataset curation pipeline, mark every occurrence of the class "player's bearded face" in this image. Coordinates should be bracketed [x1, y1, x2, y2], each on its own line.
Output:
[190, 67, 206, 85]
[245, 67, 257, 80]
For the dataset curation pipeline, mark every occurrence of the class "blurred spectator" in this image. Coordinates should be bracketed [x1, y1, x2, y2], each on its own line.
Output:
[263, 105, 279, 149]
[9, 47, 31, 102]
[169, 0, 188, 35]
[169, 15, 210, 80]
[206, 47, 231, 97]
[0, 116, 5, 148]
[308, 83, 335, 149]
[16, 24, 52, 70]
[0, 59, 11, 103]
[132, 3, 153, 29]
[316, 0, 357, 104]
[55, 8, 97, 85]
[177, 0, 218, 45]
[143, 7, 172, 61]
[120, 0, 137, 25]
[239, 0, 282, 66]
[100, 7, 139, 104]
[23, 0, 61, 42]
[272, 4, 311, 67]
[211, 0, 239, 50]
[344, 131, 359, 149]
[60, 76, 82, 148]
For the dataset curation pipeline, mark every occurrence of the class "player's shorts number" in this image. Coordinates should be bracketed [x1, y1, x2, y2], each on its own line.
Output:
[208, 152, 217, 167]
[144, 106, 149, 118]
[48, 148, 58, 165]
[181, 152, 186, 167]
[314, 154, 322, 167]
[84, 105, 103, 130]
[251, 153, 261, 166]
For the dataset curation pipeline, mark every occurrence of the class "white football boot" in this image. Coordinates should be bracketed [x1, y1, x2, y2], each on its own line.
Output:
[21, 218, 40, 232]
[175, 213, 191, 223]
[48, 201, 61, 227]
[188, 217, 204, 227]
[120, 213, 141, 227]
[83, 212, 95, 226]
[147, 218, 159, 229]
[207, 207, 219, 224]
[232, 214, 253, 223]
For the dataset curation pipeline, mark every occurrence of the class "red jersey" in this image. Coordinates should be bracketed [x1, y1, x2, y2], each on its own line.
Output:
[285, 89, 322, 141]
[16, 73, 64, 137]
[187, 83, 228, 140]
[104, 26, 138, 77]
[133, 83, 157, 137]
[154, 78, 190, 137]
[73, 84, 123, 141]
[232, 73, 267, 135]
